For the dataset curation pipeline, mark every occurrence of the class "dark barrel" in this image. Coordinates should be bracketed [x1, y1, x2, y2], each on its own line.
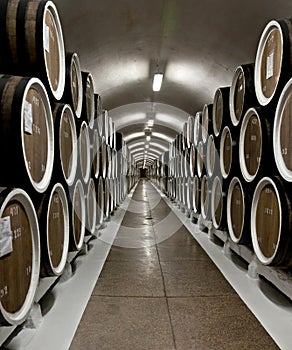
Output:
[211, 176, 227, 230]
[220, 126, 239, 180]
[0, 75, 54, 193]
[212, 87, 230, 137]
[251, 176, 292, 267]
[0, 0, 65, 100]
[202, 104, 213, 144]
[78, 121, 91, 184]
[0, 188, 40, 326]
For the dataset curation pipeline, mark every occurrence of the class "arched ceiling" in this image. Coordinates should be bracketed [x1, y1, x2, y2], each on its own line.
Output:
[55, 0, 292, 167]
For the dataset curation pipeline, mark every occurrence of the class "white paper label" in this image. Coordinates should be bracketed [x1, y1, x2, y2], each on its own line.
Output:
[266, 52, 274, 80]
[24, 100, 33, 134]
[44, 25, 50, 53]
[0, 217, 13, 257]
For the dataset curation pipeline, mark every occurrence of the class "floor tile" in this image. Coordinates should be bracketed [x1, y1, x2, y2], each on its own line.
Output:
[107, 245, 159, 262]
[168, 296, 279, 350]
[69, 296, 175, 350]
[157, 243, 210, 262]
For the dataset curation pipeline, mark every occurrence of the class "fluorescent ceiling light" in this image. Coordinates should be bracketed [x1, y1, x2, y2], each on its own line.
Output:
[146, 136, 151, 141]
[152, 73, 163, 92]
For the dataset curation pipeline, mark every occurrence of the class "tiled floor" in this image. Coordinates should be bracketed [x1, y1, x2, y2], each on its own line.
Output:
[69, 179, 279, 350]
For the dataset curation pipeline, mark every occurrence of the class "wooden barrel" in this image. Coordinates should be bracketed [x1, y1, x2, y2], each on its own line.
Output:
[70, 179, 85, 251]
[102, 110, 109, 144]
[81, 72, 95, 129]
[62, 52, 83, 118]
[96, 176, 104, 226]
[112, 149, 118, 179]
[78, 121, 91, 184]
[187, 115, 195, 148]
[273, 77, 292, 182]
[0, 0, 65, 100]
[104, 177, 110, 220]
[193, 175, 201, 214]
[53, 103, 78, 186]
[239, 107, 272, 182]
[85, 178, 96, 234]
[229, 63, 256, 126]
[220, 126, 239, 180]
[94, 93, 103, 135]
[196, 141, 206, 178]
[186, 177, 193, 211]
[108, 116, 114, 149]
[0, 188, 40, 326]
[202, 104, 213, 143]
[183, 148, 190, 178]
[227, 176, 252, 244]
[200, 175, 211, 220]
[189, 144, 196, 177]
[254, 18, 292, 106]
[38, 183, 69, 276]
[109, 178, 115, 214]
[211, 176, 227, 230]
[92, 129, 100, 179]
[194, 111, 202, 146]
[206, 134, 218, 178]
[251, 176, 292, 267]
[0, 75, 54, 193]
[212, 87, 230, 137]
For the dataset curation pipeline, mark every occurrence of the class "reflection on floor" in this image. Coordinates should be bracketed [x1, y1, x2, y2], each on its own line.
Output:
[69, 179, 279, 350]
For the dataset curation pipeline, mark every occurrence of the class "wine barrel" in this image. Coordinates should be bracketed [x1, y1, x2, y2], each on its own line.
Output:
[62, 52, 83, 118]
[94, 94, 103, 135]
[206, 134, 218, 178]
[200, 175, 211, 220]
[251, 176, 292, 267]
[189, 144, 196, 177]
[273, 77, 292, 182]
[104, 177, 110, 220]
[230, 63, 257, 126]
[0, 75, 54, 193]
[78, 121, 91, 184]
[96, 176, 104, 226]
[211, 176, 227, 230]
[38, 183, 69, 276]
[197, 141, 206, 178]
[194, 111, 202, 146]
[102, 110, 109, 144]
[212, 87, 230, 137]
[187, 115, 195, 148]
[0, 188, 40, 326]
[92, 129, 100, 179]
[85, 178, 97, 234]
[239, 107, 273, 182]
[193, 175, 201, 214]
[202, 104, 213, 143]
[69, 179, 85, 251]
[0, 0, 65, 100]
[81, 72, 95, 129]
[254, 18, 292, 106]
[220, 126, 239, 180]
[227, 176, 252, 244]
[109, 178, 115, 214]
[53, 103, 78, 186]
[186, 177, 193, 211]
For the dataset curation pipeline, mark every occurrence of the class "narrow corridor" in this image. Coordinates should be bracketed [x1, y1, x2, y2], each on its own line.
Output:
[69, 179, 278, 350]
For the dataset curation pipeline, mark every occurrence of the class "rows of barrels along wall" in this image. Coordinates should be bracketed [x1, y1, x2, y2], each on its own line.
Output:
[0, 0, 136, 327]
[149, 17, 292, 270]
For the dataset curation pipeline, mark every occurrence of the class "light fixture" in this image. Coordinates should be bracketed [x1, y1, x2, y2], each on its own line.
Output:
[152, 73, 163, 92]
[146, 135, 151, 141]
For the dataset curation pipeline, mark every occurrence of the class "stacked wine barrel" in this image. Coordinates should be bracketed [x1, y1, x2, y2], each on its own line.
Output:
[0, 0, 133, 327]
[150, 17, 292, 272]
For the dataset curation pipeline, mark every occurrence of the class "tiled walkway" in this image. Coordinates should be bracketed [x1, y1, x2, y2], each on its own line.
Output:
[69, 179, 278, 349]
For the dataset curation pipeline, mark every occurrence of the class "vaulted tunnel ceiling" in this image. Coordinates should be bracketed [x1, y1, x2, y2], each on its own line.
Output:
[54, 0, 292, 167]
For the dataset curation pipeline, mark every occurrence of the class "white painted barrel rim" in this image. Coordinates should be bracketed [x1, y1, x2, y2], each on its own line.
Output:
[251, 177, 282, 265]
[47, 183, 69, 276]
[202, 104, 209, 143]
[87, 178, 97, 233]
[21, 78, 54, 193]
[220, 126, 232, 179]
[197, 142, 204, 177]
[200, 176, 209, 219]
[273, 77, 292, 182]
[254, 20, 283, 106]
[79, 121, 91, 184]
[71, 53, 83, 118]
[239, 108, 262, 182]
[60, 104, 78, 186]
[43, 1, 66, 100]
[193, 112, 201, 146]
[73, 180, 86, 250]
[211, 176, 222, 229]
[227, 176, 244, 243]
[207, 134, 215, 177]
[87, 73, 95, 129]
[230, 66, 245, 126]
[212, 89, 223, 137]
[93, 129, 100, 179]
[0, 189, 40, 325]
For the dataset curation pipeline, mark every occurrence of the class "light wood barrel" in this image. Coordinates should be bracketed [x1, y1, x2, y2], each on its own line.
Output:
[227, 176, 251, 244]
[211, 176, 227, 230]
[0, 188, 40, 326]
[70, 179, 85, 251]
[79, 121, 91, 184]
[53, 103, 78, 186]
[220, 126, 238, 180]
[239, 107, 272, 182]
[273, 77, 292, 182]
[230, 63, 256, 126]
[254, 19, 292, 106]
[85, 178, 97, 234]
[251, 176, 292, 267]
[0, 75, 54, 193]
[196, 141, 206, 178]
[81, 72, 95, 129]
[38, 183, 69, 276]
[206, 134, 217, 178]
[213, 87, 230, 137]
[0, 0, 65, 100]
[202, 104, 213, 143]
[62, 52, 83, 118]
